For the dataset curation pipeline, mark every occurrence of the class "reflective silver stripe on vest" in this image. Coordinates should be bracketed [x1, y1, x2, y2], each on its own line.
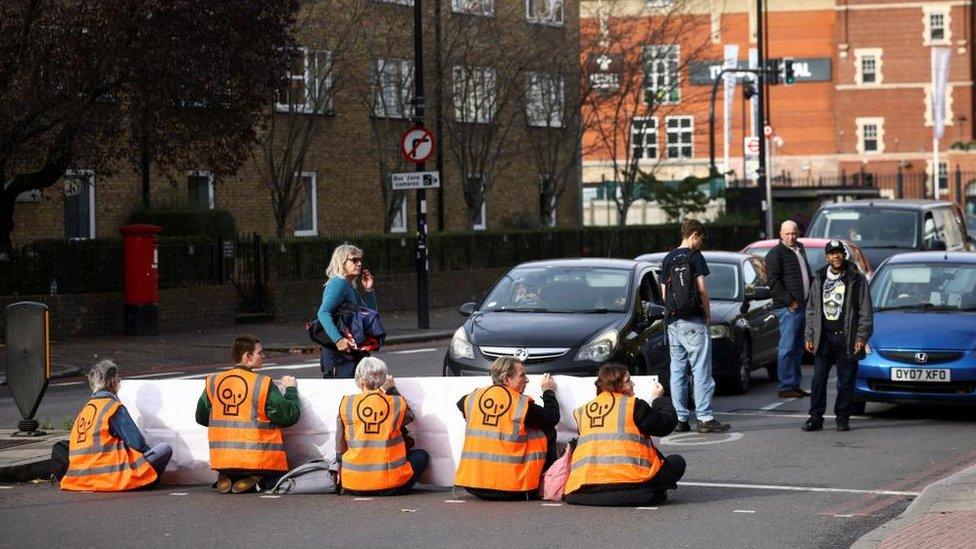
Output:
[464, 389, 476, 420]
[340, 457, 409, 472]
[460, 451, 547, 464]
[208, 419, 274, 430]
[207, 374, 217, 405]
[577, 432, 645, 445]
[343, 395, 356, 443]
[62, 455, 150, 477]
[92, 399, 115, 448]
[346, 435, 405, 449]
[464, 429, 529, 443]
[69, 442, 127, 458]
[512, 394, 528, 435]
[571, 455, 652, 468]
[252, 374, 268, 420]
[209, 441, 287, 452]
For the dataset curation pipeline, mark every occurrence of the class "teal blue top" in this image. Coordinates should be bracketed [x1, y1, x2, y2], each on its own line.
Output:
[316, 277, 378, 343]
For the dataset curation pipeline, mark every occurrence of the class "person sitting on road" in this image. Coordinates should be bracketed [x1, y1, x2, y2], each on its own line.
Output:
[195, 334, 300, 493]
[336, 357, 429, 496]
[564, 363, 685, 507]
[59, 360, 172, 492]
[454, 357, 559, 500]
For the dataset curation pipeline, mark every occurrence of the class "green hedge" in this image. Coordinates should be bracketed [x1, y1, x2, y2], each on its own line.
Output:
[128, 208, 236, 240]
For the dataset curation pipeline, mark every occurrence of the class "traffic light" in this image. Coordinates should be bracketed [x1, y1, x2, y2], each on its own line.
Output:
[783, 58, 796, 85]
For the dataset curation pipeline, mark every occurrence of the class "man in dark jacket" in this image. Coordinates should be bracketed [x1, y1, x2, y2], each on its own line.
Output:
[802, 241, 873, 432]
[765, 220, 813, 398]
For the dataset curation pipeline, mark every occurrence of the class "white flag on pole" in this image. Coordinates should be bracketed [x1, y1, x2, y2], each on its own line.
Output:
[931, 47, 951, 139]
[722, 44, 739, 173]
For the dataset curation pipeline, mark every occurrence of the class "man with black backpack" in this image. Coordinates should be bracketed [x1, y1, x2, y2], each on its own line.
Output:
[659, 219, 731, 434]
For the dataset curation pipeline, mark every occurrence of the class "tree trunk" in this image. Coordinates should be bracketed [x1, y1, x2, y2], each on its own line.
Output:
[140, 136, 152, 210]
[0, 188, 15, 260]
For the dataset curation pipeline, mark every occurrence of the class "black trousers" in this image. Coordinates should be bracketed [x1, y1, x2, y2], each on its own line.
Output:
[809, 331, 858, 421]
[463, 427, 557, 501]
[564, 454, 686, 507]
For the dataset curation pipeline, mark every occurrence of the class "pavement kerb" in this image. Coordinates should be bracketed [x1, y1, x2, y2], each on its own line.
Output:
[852, 462, 976, 548]
[1, 364, 81, 385]
[0, 430, 69, 483]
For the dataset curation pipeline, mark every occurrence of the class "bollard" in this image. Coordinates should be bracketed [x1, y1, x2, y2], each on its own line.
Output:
[5, 302, 51, 436]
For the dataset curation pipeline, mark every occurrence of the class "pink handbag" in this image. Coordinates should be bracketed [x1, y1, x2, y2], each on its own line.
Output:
[539, 439, 576, 501]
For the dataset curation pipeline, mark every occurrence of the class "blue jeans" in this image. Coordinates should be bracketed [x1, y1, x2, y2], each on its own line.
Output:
[667, 317, 716, 423]
[774, 307, 806, 391]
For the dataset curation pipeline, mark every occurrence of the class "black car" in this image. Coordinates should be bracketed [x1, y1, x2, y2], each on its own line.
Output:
[806, 199, 974, 268]
[443, 259, 667, 376]
[636, 251, 779, 394]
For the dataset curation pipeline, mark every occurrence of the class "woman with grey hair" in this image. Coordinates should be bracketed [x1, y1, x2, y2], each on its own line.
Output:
[317, 243, 379, 378]
[56, 360, 172, 491]
[335, 357, 428, 495]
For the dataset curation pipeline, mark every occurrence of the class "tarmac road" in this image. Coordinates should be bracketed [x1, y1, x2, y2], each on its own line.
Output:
[2, 345, 976, 548]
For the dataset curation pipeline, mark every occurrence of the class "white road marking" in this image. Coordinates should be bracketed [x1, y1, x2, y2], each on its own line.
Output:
[0, 486, 13, 490]
[260, 495, 282, 499]
[834, 514, 855, 518]
[128, 372, 186, 379]
[733, 509, 756, 513]
[678, 481, 919, 497]
[169, 492, 188, 496]
[541, 503, 562, 507]
[760, 400, 789, 411]
[354, 497, 374, 501]
[259, 363, 320, 372]
[635, 506, 658, 510]
[444, 499, 465, 503]
[387, 348, 438, 355]
[52, 381, 85, 387]
[263, 362, 279, 366]
[169, 373, 211, 380]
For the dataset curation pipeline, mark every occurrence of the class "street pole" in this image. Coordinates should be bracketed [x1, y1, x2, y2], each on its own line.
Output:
[413, 0, 430, 329]
[434, 0, 445, 231]
[756, 0, 772, 238]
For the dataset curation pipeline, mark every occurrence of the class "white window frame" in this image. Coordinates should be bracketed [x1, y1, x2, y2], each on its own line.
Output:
[63, 169, 96, 240]
[631, 116, 658, 160]
[854, 48, 883, 86]
[276, 48, 333, 114]
[923, 5, 952, 46]
[470, 174, 487, 230]
[643, 45, 680, 105]
[453, 66, 497, 124]
[293, 172, 318, 237]
[525, 72, 564, 127]
[187, 170, 215, 209]
[373, 58, 414, 119]
[665, 116, 693, 159]
[390, 196, 408, 233]
[525, 0, 563, 26]
[452, 0, 493, 16]
[856, 117, 885, 154]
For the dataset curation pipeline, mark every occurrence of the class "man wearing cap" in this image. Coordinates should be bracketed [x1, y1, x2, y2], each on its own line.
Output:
[802, 240, 873, 432]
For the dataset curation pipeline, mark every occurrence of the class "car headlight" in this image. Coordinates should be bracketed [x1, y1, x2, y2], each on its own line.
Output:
[709, 325, 730, 339]
[575, 330, 617, 362]
[450, 327, 474, 360]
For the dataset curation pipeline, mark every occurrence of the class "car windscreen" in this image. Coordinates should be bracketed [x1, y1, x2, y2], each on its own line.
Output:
[706, 263, 740, 301]
[481, 266, 632, 313]
[872, 264, 976, 312]
[807, 208, 918, 248]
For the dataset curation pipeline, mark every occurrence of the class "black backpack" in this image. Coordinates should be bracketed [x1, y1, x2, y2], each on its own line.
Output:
[664, 251, 701, 318]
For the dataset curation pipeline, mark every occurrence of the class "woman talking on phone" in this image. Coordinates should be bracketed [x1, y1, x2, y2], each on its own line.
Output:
[318, 244, 378, 378]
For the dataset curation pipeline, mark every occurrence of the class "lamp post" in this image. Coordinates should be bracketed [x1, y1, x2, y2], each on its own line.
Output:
[412, 0, 429, 329]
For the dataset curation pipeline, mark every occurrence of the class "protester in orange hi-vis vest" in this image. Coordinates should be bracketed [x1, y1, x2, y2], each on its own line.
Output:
[455, 357, 559, 500]
[337, 357, 428, 495]
[565, 363, 686, 506]
[195, 334, 301, 494]
[58, 360, 171, 492]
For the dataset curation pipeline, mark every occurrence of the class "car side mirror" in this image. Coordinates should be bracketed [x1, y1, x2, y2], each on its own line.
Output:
[927, 239, 947, 251]
[458, 302, 477, 317]
[745, 286, 772, 301]
[643, 302, 666, 322]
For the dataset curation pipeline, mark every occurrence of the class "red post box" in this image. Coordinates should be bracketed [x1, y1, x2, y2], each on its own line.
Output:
[120, 224, 161, 335]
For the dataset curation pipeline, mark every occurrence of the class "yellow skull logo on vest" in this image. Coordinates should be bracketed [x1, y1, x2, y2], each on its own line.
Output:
[585, 394, 616, 428]
[478, 386, 513, 427]
[75, 403, 98, 444]
[356, 393, 392, 434]
[216, 375, 249, 416]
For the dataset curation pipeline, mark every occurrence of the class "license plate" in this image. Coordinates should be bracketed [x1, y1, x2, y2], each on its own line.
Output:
[890, 368, 951, 382]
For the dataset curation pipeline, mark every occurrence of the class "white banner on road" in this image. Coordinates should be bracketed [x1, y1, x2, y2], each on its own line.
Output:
[931, 46, 951, 139]
[119, 375, 659, 486]
[723, 44, 739, 174]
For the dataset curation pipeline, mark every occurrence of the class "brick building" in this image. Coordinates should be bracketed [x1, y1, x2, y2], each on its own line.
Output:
[10, 0, 582, 247]
[580, 0, 976, 215]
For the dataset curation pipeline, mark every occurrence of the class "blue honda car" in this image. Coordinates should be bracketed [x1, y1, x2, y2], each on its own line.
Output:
[853, 252, 976, 412]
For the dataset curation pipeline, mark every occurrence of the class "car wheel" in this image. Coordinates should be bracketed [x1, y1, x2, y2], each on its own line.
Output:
[850, 400, 866, 415]
[724, 340, 751, 395]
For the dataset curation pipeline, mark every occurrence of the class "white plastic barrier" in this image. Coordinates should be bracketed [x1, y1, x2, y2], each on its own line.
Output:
[119, 375, 658, 486]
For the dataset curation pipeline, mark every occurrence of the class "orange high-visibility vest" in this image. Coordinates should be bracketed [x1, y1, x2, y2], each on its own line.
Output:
[61, 397, 158, 492]
[338, 390, 413, 491]
[454, 385, 548, 492]
[205, 368, 288, 472]
[565, 392, 663, 495]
